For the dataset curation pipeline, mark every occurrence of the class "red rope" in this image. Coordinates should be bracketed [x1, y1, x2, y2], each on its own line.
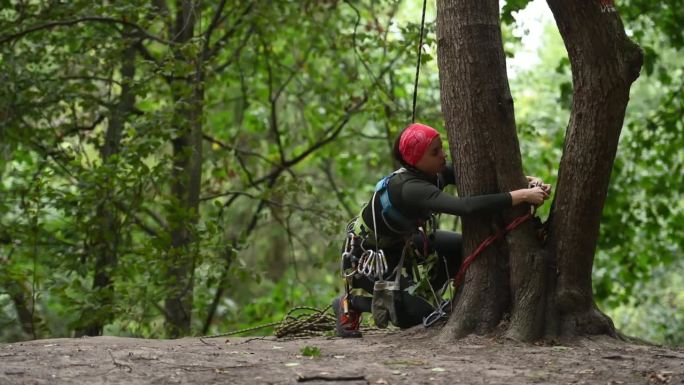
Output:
[452, 212, 533, 288]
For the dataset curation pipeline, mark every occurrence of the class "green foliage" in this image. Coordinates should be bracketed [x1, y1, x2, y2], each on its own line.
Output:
[0, 0, 681, 345]
[300, 345, 321, 358]
[501, 0, 534, 25]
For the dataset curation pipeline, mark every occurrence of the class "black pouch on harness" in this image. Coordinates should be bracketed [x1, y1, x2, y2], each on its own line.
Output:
[371, 247, 406, 328]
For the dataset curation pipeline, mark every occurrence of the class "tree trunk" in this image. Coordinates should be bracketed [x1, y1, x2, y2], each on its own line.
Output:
[164, 1, 204, 337]
[5, 279, 46, 339]
[543, 0, 642, 337]
[75, 36, 137, 337]
[436, 0, 536, 339]
[435, 0, 642, 341]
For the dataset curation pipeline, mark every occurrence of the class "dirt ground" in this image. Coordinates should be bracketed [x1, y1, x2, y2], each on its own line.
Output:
[1, 328, 682, 385]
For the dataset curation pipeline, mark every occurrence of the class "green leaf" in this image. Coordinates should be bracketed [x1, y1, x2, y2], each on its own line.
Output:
[300, 346, 321, 357]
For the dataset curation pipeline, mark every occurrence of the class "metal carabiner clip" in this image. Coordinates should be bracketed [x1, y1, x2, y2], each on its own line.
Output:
[377, 250, 387, 277]
[422, 300, 450, 327]
[358, 250, 373, 276]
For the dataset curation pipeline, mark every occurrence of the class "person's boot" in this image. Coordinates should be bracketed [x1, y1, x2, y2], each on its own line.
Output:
[332, 295, 362, 338]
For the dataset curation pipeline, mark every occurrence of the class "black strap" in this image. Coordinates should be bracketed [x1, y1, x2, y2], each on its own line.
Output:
[411, 0, 428, 123]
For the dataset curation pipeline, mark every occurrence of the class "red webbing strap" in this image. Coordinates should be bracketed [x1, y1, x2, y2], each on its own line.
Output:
[452, 212, 533, 288]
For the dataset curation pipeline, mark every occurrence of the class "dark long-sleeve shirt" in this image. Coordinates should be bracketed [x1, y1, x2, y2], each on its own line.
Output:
[361, 165, 512, 237]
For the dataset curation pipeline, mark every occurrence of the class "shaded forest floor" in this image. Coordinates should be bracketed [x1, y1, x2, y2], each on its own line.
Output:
[1, 329, 682, 385]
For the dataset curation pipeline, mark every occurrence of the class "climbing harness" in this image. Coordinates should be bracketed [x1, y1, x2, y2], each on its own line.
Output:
[338, 169, 424, 328]
[352, 173, 400, 280]
[339, 168, 416, 281]
[357, 186, 389, 279]
[374, 168, 416, 234]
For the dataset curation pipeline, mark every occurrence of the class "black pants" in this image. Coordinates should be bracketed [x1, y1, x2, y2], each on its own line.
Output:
[348, 230, 462, 328]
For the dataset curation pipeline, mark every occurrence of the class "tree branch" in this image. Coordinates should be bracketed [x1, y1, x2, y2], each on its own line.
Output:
[343, 0, 404, 110]
[142, 207, 169, 230]
[202, 0, 228, 54]
[211, 24, 254, 75]
[0, 17, 175, 46]
[205, 2, 255, 60]
[131, 215, 159, 237]
[320, 160, 354, 218]
[134, 40, 161, 67]
[207, 47, 402, 207]
[262, 40, 286, 165]
[203, 133, 278, 167]
[251, 93, 369, 186]
[152, 0, 172, 36]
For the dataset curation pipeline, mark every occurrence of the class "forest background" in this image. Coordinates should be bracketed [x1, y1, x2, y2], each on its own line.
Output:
[0, 0, 682, 345]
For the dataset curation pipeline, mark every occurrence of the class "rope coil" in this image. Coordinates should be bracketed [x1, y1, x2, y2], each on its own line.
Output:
[202, 306, 335, 339]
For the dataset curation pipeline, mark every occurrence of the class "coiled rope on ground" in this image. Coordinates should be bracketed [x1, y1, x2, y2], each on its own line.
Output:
[201, 305, 398, 339]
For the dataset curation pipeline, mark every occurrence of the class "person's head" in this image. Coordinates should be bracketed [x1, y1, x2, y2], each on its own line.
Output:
[393, 123, 447, 175]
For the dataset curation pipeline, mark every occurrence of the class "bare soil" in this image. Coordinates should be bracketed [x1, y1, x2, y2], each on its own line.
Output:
[1, 329, 682, 385]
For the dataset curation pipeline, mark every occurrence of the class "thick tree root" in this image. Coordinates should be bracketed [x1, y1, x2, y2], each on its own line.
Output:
[558, 306, 617, 338]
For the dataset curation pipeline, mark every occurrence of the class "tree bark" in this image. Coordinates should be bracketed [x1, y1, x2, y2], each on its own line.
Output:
[5, 279, 46, 339]
[543, 0, 642, 337]
[436, 0, 642, 341]
[164, 0, 204, 338]
[436, 0, 531, 338]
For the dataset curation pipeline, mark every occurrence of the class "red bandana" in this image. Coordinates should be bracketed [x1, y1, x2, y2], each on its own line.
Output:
[398, 123, 440, 166]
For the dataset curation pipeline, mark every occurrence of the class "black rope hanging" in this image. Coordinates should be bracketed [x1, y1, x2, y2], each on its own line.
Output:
[411, 0, 429, 123]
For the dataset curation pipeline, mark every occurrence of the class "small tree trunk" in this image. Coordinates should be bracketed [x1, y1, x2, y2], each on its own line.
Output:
[76, 36, 137, 337]
[164, 1, 203, 337]
[6, 279, 46, 339]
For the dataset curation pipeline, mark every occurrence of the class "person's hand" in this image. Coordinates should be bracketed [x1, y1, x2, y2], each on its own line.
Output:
[526, 176, 552, 195]
[510, 186, 549, 206]
[525, 186, 549, 205]
[526, 176, 542, 187]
